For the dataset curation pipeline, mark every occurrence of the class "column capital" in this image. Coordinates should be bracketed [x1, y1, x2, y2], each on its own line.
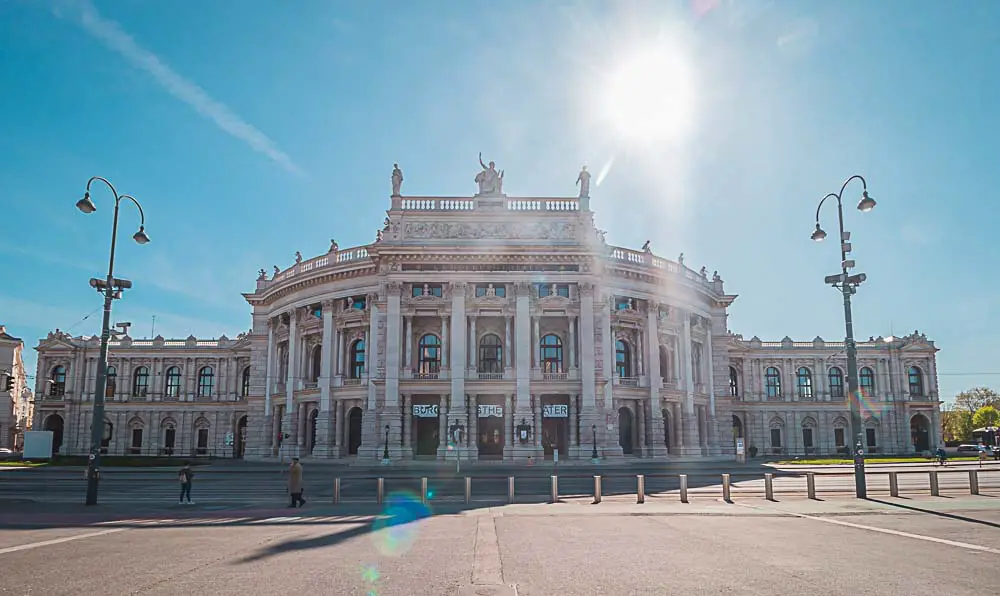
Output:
[579, 282, 595, 297]
[514, 282, 532, 296]
[386, 281, 403, 294]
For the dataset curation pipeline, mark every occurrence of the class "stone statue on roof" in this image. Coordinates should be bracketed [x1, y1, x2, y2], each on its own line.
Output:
[475, 152, 504, 196]
[576, 165, 591, 198]
[391, 163, 403, 196]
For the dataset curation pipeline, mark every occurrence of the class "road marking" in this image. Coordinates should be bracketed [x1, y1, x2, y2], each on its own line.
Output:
[250, 516, 301, 524]
[471, 515, 504, 585]
[0, 528, 126, 556]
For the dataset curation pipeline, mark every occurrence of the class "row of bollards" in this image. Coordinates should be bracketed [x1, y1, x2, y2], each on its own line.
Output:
[331, 469, 990, 505]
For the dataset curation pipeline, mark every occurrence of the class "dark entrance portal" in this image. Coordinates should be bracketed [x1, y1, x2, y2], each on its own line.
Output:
[478, 415, 505, 459]
[542, 417, 567, 459]
[618, 407, 634, 455]
[347, 407, 363, 455]
[414, 416, 439, 456]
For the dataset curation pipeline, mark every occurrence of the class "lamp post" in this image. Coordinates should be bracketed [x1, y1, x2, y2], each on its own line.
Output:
[591, 424, 598, 461]
[811, 174, 875, 499]
[77, 176, 149, 506]
[382, 424, 390, 462]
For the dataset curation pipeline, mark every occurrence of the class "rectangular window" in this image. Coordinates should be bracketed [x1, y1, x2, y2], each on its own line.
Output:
[835, 428, 846, 448]
[130, 428, 143, 455]
[537, 284, 570, 298]
[692, 344, 703, 385]
[412, 284, 443, 297]
[802, 428, 814, 449]
[475, 284, 506, 297]
[866, 428, 877, 448]
[770, 428, 782, 448]
[165, 428, 176, 451]
[196, 428, 209, 455]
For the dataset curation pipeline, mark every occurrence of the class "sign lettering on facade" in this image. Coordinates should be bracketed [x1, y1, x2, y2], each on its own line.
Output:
[413, 404, 439, 418]
[477, 404, 503, 418]
[542, 404, 568, 418]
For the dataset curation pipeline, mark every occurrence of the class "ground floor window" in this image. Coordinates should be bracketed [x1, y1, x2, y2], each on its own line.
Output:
[866, 427, 877, 448]
[770, 428, 782, 448]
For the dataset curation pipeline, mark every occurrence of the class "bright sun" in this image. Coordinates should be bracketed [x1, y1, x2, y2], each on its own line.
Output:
[602, 46, 697, 144]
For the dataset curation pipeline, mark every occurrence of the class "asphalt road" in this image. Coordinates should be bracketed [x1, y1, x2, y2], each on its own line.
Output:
[3, 461, 1000, 507]
[1, 498, 998, 595]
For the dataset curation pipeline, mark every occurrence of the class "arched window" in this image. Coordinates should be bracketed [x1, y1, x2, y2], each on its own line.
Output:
[132, 366, 149, 397]
[828, 367, 844, 398]
[765, 367, 781, 398]
[478, 334, 502, 374]
[615, 340, 632, 378]
[197, 366, 214, 398]
[349, 339, 366, 379]
[860, 366, 876, 397]
[311, 345, 322, 382]
[540, 334, 563, 373]
[796, 367, 813, 399]
[105, 365, 117, 398]
[50, 365, 66, 397]
[729, 366, 739, 397]
[907, 366, 923, 396]
[417, 334, 441, 375]
[165, 366, 181, 398]
[659, 345, 670, 381]
[241, 366, 251, 397]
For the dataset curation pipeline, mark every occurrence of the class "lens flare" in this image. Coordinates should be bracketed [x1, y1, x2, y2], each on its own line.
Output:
[371, 491, 431, 557]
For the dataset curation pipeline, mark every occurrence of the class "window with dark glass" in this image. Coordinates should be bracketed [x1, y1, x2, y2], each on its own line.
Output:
[692, 343, 703, 384]
[828, 367, 844, 398]
[105, 365, 117, 398]
[537, 284, 570, 298]
[478, 334, 502, 373]
[540, 334, 563, 373]
[765, 367, 781, 398]
[417, 334, 441, 374]
[729, 366, 739, 397]
[835, 428, 846, 447]
[412, 284, 443, 297]
[349, 340, 365, 379]
[347, 296, 366, 310]
[241, 366, 251, 397]
[802, 428, 814, 448]
[907, 366, 923, 396]
[866, 428, 877, 447]
[197, 366, 214, 397]
[132, 366, 149, 397]
[796, 367, 813, 399]
[614, 296, 634, 310]
[50, 365, 66, 396]
[311, 345, 322, 382]
[860, 367, 876, 396]
[770, 428, 782, 448]
[165, 366, 181, 397]
[615, 340, 632, 377]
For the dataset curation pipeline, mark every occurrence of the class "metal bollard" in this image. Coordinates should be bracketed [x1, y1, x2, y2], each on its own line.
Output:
[550, 475, 559, 503]
[508, 476, 515, 504]
[722, 473, 731, 502]
[637, 475, 645, 504]
[465, 477, 472, 504]
[970, 470, 980, 495]
[593, 475, 602, 504]
[421, 477, 429, 504]
[333, 477, 341, 505]
[764, 473, 774, 501]
[929, 470, 939, 497]
[889, 471, 899, 497]
[377, 477, 384, 505]
[679, 474, 689, 503]
[806, 472, 816, 500]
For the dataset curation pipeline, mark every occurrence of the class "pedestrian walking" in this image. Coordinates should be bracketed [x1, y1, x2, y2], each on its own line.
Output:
[288, 457, 305, 508]
[178, 461, 195, 505]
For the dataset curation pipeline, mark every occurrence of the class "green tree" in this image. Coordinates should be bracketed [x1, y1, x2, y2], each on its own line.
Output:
[972, 405, 1000, 428]
[955, 387, 1000, 412]
[942, 407, 974, 442]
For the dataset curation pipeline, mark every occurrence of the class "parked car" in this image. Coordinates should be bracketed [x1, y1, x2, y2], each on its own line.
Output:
[0, 447, 15, 461]
[956, 444, 982, 453]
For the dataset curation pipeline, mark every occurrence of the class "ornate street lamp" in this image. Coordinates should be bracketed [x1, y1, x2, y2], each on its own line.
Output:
[812, 174, 874, 499]
[591, 424, 599, 461]
[382, 424, 390, 461]
[77, 177, 149, 506]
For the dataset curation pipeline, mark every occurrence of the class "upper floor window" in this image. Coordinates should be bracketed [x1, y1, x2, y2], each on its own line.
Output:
[417, 334, 441, 375]
[828, 367, 844, 398]
[479, 334, 503, 373]
[860, 367, 876, 397]
[105, 365, 117, 398]
[659, 346, 672, 381]
[615, 340, 632, 378]
[132, 366, 149, 397]
[197, 366, 214, 398]
[412, 283, 443, 297]
[765, 367, 782, 398]
[349, 340, 365, 379]
[241, 366, 251, 397]
[907, 366, 924, 396]
[614, 296, 636, 311]
[796, 367, 813, 399]
[537, 283, 570, 298]
[729, 366, 739, 397]
[311, 345, 322, 382]
[475, 284, 505, 298]
[540, 334, 563, 373]
[692, 343, 703, 384]
[346, 296, 366, 310]
[50, 365, 66, 397]
[165, 366, 181, 397]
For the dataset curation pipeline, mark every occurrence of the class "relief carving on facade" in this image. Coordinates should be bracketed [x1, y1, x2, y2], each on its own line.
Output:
[403, 220, 576, 241]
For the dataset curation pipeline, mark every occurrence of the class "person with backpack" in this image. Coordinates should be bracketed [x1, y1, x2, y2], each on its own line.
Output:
[178, 462, 195, 505]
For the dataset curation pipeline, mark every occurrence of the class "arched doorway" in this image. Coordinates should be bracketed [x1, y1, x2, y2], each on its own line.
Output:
[308, 409, 318, 454]
[43, 414, 64, 454]
[732, 415, 744, 439]
[618, 407, 634, 455]
[910, 414, 931, 452]
[235, 415, 247, 458]
[347, 407, 363, 455]
[661, 409, 671, 452]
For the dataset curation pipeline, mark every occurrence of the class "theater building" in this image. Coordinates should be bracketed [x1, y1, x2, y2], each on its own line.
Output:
[32, 161, 943, 460]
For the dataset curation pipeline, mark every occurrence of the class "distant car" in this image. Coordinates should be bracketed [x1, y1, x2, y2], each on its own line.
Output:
[957, 444, 982, 453]
[0, 448, 14, 460]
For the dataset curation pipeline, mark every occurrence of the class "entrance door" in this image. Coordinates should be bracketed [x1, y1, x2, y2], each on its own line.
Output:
[414, 416, 440, 456]
[235, 416, 247, 458]
[910, 414, 930, 452]
[542, 418, 567, 459]
[43, 414, 64, 454]
[347, 407, 363, 455]
[478, 416, 505, 459]
[618, 407, 634, 455]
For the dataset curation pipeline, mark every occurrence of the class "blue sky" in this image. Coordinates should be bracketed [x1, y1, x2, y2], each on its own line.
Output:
[1, 0, 998, 404]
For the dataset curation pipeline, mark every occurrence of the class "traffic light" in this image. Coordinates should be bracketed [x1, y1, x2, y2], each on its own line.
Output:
[3, 375, 13, 392]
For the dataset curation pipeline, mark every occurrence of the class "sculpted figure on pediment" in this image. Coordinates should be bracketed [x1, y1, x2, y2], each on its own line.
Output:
[475, 153, 504, 196]
[403, 220, 576, 241]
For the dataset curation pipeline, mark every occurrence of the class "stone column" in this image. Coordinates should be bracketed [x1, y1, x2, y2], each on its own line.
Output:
[334, 400, 344, 457]
[359, 298, 380, 459]
[503, 393, 515, 459]
[568, 316, 577, 370]
[314, 301, 334, 457]
[437, 396, 449, 458]
[264, 319, 275, 438]
[513, 283, 534, 460]
[281, 310, 297, 460]
[680, 311, 700, 454]
[401, 394, 413, 458]
[404, 315, 413, 372]
[447, 283, 467, 459]
[533, 396, 542, 449]
[441, 316, 449, 369]
[532, 317, 540, 370]
[645, 303, 667, 457]
[579, 284, 598, 443]
[384, 282, 402, 458]
[504, 315, 512, 371]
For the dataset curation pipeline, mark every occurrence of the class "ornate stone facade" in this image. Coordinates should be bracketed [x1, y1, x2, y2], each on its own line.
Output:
[1, 326, 32, 450]
[31, 179, 943, 460]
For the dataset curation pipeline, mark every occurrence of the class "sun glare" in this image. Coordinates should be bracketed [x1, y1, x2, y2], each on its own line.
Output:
[602, 46, 697, 144]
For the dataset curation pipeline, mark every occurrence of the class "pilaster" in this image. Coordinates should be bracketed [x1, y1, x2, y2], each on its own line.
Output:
[645, 302, 668, 457]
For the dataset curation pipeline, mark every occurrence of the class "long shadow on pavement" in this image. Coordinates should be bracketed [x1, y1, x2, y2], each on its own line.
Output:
[866, 498, 1000, 530]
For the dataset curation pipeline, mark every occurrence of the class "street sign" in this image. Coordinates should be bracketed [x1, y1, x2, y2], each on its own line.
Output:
[224, 432, 234, 446]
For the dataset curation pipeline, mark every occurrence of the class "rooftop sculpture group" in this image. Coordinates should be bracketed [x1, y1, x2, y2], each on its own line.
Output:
[389, 156, 593, 199]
